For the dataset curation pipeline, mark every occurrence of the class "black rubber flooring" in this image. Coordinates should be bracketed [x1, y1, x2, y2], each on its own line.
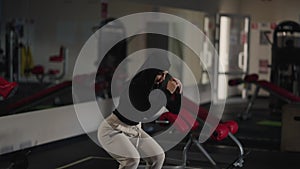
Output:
[1, 97, 300, 169]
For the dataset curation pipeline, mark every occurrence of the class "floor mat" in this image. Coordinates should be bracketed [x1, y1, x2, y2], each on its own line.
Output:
[257, 120, 282, 127]
[56, 156, 118, 169]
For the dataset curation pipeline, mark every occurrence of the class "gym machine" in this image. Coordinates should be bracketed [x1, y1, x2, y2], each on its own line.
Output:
[229, 74, 300, 119]
[4, 20, 24, 82]
[270, 21, 300, 108]
[31, 46, 68, 83]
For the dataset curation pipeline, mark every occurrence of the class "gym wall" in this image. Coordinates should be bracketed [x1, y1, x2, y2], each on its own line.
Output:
[1, 0, 154, 81]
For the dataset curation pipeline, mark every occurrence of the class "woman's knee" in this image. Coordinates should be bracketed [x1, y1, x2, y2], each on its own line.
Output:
[156, 153, 165, 163]
[149, 153, 165, 165]
[123, 158, 140, 167]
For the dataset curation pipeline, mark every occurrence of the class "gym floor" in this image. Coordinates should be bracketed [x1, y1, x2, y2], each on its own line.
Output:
[2, 97, 300, 169]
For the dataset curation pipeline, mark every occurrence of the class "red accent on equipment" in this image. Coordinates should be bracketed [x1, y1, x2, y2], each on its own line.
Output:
[211, 124, 229, 141]
[258, 80, 300, 102]
[228, 78, 244, 86]
[31, 65, 45, 75]
[6, 81, 71, 111]
[244, 73, 259, 82]
[49, 55, 64, 62]
[48, 69, 60, 75]
[223, 120, 239, 134]
[0, 77, 18, 99]
[159, 112, 190, 133]
[179, 108, 200, 131]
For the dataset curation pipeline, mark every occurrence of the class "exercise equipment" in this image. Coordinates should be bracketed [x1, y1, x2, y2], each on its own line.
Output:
[155, 96, 245, 169]
[31, 46, 68, 83]
[4, 20, 24, 82]
[229, 74, 300, 120]
[270, 21, 300, 109]
[3, 81, 71, 114]
[0, 77, 18, 100]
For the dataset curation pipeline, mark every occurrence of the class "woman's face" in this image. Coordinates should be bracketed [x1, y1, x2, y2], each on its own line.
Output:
[155, 71, 168, 84]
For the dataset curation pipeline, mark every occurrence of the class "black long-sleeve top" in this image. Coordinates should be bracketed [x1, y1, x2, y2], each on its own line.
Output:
[113, 68, 181, 126]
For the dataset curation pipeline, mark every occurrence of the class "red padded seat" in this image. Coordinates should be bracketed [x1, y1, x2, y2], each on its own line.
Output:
[258, 80, 300, 102]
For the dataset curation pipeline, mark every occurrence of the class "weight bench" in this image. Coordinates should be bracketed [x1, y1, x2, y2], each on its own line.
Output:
[229, 74, 300, 120]
[156, 96, 245, 169]
[4, 81, 72, 114]
[0, 77, 18, 101]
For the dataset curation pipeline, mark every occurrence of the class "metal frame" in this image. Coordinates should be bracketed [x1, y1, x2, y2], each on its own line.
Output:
[159, 132, 245, 169]
[240, 81, 295, 120]
[155, 117, 246, 169]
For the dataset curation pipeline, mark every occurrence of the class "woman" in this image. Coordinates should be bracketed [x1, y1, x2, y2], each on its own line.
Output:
[98, 55, 182, 169]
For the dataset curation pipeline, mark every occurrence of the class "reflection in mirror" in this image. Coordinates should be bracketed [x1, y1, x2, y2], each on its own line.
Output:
[0, 1, 216, 117]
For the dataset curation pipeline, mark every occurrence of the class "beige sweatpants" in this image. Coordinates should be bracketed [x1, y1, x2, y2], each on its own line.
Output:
[98, 114, 165, 169]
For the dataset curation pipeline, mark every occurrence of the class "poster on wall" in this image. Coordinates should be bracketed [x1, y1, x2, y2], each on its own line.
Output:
[260, 30, 272, 45]
[259, 59, 269, 74]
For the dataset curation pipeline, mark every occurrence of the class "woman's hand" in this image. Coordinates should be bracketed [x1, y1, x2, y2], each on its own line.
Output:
[167, 78, 182, 94]
[172, 77, 183, 94]
[155, 71, 183, 94]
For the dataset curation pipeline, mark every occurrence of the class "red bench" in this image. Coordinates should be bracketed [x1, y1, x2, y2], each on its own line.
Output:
[229, 73, 300, 119]
[157, 96, 244, 168]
